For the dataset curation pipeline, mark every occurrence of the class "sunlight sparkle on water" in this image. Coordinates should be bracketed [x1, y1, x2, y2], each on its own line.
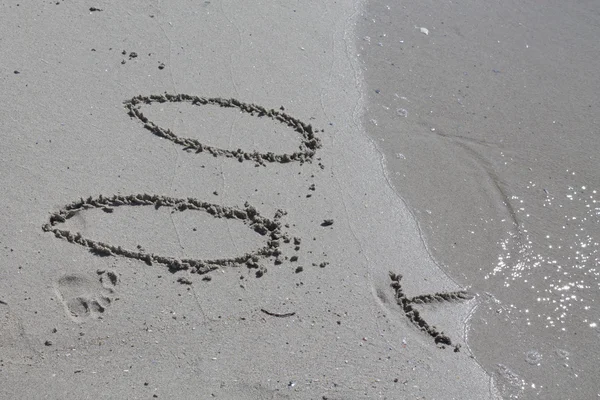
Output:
[486, 182, 599, 330]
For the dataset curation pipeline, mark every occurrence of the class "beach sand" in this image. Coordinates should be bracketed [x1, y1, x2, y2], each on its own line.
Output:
[358, 0, 599, 398]
[1, 1, 497, 399]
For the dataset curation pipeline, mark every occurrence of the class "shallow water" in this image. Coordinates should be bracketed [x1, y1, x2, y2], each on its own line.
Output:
[358, 0, 600, 397]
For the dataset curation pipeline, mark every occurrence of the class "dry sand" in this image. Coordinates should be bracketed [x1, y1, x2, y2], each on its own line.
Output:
[359, 0, 599, 398]
[1, 1, 497, 399]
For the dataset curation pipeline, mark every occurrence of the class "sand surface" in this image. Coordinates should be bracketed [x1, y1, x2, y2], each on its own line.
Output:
[1, 1, 498, 399]
[358, 0, 599, 398]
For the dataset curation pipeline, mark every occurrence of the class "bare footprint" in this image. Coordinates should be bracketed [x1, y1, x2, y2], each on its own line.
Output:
[55, 271, 118, 323]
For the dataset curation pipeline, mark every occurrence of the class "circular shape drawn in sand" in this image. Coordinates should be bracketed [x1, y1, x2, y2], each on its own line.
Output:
[124, 94, 321, 165]
[42, 194, 287, 274]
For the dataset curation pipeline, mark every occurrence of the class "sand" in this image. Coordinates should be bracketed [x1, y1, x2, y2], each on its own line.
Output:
[5, 0, 596, 399]
[358, 0, 600, 398]
[1, 1, 496, 399]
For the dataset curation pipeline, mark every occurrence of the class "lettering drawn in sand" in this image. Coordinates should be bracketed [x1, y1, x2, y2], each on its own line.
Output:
[389, 272, 473, 349]
[43, 194, 288, 277]
[124, 94, 322, 165]
[41, 93, 471, 349]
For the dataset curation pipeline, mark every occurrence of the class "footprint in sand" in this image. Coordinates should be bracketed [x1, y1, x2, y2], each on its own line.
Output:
[55, 270, 118, 323]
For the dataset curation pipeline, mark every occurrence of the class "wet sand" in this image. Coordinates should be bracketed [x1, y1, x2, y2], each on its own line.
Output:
[1, 1, 497, 399]
[359, 0, 599, 398]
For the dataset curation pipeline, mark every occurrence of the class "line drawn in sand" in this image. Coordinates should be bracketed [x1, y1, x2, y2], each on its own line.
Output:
[389, 272, 473, 350]
[43, 194, 290, 278]
[124, 94, 322, 165]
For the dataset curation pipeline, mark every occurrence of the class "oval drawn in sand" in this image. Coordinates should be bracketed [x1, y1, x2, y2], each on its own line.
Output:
[124, 94, 321, 165]
[42, 194, 287, 275]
